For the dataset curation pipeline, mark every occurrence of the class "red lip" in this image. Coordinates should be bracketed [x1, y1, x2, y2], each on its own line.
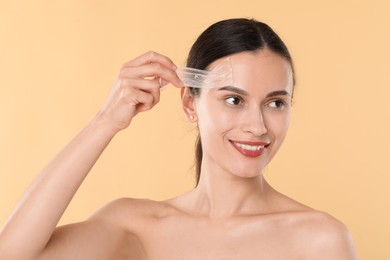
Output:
[230, 140, 269, 158]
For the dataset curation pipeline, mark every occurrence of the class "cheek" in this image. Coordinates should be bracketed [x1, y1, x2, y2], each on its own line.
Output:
[196, 98, 234, 133]
[265, 112, 291, 143]
[197, 112, 232, 141]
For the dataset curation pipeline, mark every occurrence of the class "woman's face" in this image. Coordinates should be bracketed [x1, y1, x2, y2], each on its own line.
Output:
[192, 49, 294, 178]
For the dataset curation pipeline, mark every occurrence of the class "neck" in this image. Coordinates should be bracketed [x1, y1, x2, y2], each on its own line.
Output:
[189, 160, 271, 219]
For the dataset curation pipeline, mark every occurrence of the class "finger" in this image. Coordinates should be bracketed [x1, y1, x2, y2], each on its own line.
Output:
[120, 76, 160, 92]
[158, 77, 169, 88]
[127, 88, 156, 112]
[123, 51, 177, 71]
[120, 63, 183, 88]
[120, 78, 161, 106]
[117, 85, 155, 112]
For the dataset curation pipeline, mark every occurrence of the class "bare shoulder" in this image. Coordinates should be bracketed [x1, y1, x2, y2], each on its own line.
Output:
[82, 198, 173, 259]
[89, 197, 174, 229]
[268, 191, 357, 259]
[292, 210, 357, 259]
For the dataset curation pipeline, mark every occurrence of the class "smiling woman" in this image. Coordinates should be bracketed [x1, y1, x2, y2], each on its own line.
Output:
[0, 18, 357, 259]
[183, 50, 294, 182]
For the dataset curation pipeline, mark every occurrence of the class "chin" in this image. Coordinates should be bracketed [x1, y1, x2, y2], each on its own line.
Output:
[234, 157, 270, 176]
[230, 166, 265, 179]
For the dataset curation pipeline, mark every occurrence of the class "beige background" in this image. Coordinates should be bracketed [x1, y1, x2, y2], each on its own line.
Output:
[1, 0, 389, 259]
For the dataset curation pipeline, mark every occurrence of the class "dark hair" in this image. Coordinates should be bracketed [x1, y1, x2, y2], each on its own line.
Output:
[186, 18, 295, 186]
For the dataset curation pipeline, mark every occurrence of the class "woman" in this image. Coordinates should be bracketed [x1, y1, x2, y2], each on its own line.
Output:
[0, 18, 357, 259]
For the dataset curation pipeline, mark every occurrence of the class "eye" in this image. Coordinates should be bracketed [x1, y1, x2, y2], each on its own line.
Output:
[268, 99, 286, 109]
[225, 96, 242, 106]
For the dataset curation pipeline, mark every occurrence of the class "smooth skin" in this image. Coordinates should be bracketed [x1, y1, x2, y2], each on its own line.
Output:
[0, 50, 357, 259]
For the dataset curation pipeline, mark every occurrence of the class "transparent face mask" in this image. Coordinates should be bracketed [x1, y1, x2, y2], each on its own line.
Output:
[176, 58, 234, 90]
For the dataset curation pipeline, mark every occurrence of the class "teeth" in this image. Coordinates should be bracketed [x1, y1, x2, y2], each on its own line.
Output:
[235, 142, 265, 151]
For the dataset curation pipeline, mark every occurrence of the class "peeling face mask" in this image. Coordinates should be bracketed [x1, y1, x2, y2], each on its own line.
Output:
[176, 58, 234, 89]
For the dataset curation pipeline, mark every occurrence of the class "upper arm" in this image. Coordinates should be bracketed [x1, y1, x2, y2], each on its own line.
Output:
[39, 199, 142, 260]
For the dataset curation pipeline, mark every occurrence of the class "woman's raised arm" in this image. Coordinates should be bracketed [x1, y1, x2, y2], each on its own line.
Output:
[0, 51, 182, 259]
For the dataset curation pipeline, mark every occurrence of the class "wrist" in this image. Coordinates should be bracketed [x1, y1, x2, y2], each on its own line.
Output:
[89, 112, 122, 139]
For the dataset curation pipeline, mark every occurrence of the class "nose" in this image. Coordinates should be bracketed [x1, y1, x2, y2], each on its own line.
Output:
[241, 106, 267, 136]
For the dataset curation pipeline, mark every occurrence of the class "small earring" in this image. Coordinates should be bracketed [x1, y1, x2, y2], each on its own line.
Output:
[189, 115, 194, 121]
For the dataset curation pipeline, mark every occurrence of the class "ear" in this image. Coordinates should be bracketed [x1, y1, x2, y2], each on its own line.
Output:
[181, 87, 197, 122]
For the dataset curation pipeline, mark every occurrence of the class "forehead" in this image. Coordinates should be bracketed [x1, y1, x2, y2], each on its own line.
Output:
[208, 50, 293, 94]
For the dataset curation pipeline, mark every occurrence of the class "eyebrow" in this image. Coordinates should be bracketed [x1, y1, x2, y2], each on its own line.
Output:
[266, 90, 291, 98]
[217, 86, 291, 98]
[217, 86, 248, 96]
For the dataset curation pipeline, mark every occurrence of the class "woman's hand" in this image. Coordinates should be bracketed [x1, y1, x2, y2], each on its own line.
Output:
[98, 51, 183, 132]
[0, 51, 184, 260]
